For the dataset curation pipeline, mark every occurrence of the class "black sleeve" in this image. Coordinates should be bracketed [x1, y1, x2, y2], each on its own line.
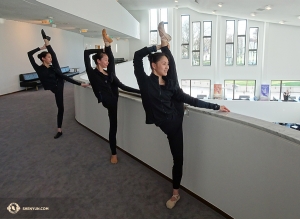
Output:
[84, 49, 103, 73]
[54, 70, 81, 86]
[112, 74, 140, 94]
[173, 86, 220, 110]
[27, 47, 41, 72]
[46, 45, 60, 69]
[133, 46, 156, 85]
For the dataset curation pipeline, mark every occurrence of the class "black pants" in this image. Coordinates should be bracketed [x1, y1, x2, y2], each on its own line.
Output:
[51, 82, 64, 128]
[159, 114, 183, 189]
[103, 99, 118, 155]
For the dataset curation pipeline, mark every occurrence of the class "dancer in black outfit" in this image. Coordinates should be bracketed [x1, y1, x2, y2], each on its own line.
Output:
[133, 22, 230, 209]
[27, 30, 89, 139]
[84, 29, 140, 164]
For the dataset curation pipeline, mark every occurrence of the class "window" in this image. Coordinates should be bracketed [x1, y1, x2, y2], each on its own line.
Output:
[203, 21, 212, 66]
[181, 15, 190, 59]
[149, 8, 168, 45]
[237, 20, 247, 65]
[271, 80, 300, 100]
[192, 22, 201, 66]
[225, 20, 235, 66]
[248, 27, 258, 65]
[224, 80, 256, 99]
[149, 9, 158, 45]
[181, 79, 211, 98]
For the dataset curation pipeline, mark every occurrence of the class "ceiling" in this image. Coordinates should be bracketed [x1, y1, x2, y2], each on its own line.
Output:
[0, 0, 130, 39]
[0, 0, 300, 40]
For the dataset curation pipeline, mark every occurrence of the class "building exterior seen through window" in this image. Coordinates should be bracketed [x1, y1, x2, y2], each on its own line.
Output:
[181, 79, 211, 98]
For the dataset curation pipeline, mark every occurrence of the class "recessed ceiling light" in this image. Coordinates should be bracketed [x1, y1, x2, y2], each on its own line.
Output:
[175, 0, 178, 2]
[279, 20, 285, 24]
[298, 16, 300, 19]
[80, 29, 88, 33]
[212, 10, 216, 14]
[265, 5, 272, 10]
[250, 12, 256, 17]
[218, 3, 223, 7]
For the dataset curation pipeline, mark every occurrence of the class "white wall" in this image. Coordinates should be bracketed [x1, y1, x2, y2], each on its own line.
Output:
[0, 19, 85, 95]
[264, 23, 300, 81]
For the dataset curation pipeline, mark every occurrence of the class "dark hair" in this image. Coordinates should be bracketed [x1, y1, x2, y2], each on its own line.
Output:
[92, 51, 108, 65]
[37, 51, 50, 62]
[148, 52, 168, 70]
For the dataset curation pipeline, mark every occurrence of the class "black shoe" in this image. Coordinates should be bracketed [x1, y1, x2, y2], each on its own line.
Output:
[41, 29, 51, 41]
[54, 132, 62, 139]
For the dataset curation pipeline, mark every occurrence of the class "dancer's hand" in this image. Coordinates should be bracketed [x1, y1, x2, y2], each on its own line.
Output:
[40, 44, 46, 50]
[81, 83, 90, 88]
[219, 105, 230, 112]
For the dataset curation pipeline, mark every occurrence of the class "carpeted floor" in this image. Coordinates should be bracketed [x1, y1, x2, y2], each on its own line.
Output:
[0, 83, 226, 219]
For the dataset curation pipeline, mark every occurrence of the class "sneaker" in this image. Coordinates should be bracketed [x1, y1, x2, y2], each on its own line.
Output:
[166, 194, 180, 209]
[158, 21, 171, 42]
[102, 29, 113, 43]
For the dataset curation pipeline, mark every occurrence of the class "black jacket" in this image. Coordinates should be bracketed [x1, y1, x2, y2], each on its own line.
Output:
[27, 45, 81, 90]
[84, 46, 140, 105]
[133, 46, 220, 125]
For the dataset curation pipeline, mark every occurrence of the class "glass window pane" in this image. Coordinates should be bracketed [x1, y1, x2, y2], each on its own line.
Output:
[238, 20, 246, 35]
[226, 20, 235, 43]
[282, 81, 300, 101]
[224, 80, 234, 100]
[203, 21, 212, 36]
[150, 9, 157, 30]
[249, 27, 258, 49]
[192, 22, 200, 50]
[182, 15, 190, 44]
[248, 50, 257, 65]
[182, 45, 189, 59]
[181, 79, 190, 95]
[192, 52, 200, 66]
[226, 44, 234, 65]
[270, 80, 281, 100]
[150, 31, 157, 45]
[203, 38, 211, 65]
[237, 36, 246, 65]
[191, 80, 211, 98]
[234, 80, 255, 99]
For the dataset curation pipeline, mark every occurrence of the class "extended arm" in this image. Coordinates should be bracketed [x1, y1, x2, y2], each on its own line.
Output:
[54, 70, 81, 86]
[173, 87, 220, 110]
[112, 75, 140, 94]
[27, 47, 41, 72]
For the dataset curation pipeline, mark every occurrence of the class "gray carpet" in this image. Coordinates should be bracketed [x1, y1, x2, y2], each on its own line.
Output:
[0, 83, 227, 219]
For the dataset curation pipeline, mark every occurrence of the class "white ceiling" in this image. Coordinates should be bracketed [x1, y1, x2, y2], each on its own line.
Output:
[0, 0, 130, 38]
[0, 0, 300, 40]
